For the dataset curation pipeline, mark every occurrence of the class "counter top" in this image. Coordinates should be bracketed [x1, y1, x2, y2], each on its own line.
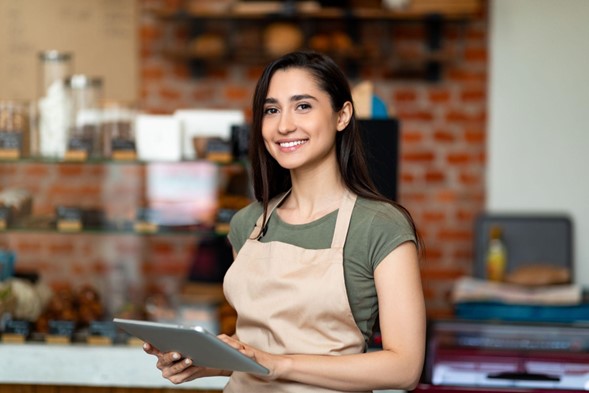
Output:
[0, 343, 402, 392]
[0, 343, 228, 389]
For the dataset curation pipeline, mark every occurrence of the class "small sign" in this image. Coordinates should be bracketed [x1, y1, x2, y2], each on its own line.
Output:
[65, 136, 92, 161]
[134, 208, 158, 234]
[112, 138, 136, 161]
[56, 206, 82, 232]
[87, 320, 116, 345]
[0, 132, 22, 160]
[2, 320, 30, 343]
[46, 320, 75, 344]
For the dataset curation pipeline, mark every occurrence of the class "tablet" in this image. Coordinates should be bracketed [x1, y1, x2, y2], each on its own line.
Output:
[113, 318, 269, 375]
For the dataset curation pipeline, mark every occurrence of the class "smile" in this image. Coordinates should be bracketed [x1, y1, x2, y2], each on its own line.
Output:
[279, 140, 308, 148]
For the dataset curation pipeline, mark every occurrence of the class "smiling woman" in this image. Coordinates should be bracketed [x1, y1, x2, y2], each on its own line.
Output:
[143, 51, 426, 393]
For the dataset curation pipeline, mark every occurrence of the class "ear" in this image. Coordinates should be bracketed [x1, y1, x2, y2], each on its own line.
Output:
[336, 101, 353, 132]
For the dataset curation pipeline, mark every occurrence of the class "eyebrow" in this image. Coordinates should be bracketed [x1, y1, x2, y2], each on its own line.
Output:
[264, 94, 318, 105]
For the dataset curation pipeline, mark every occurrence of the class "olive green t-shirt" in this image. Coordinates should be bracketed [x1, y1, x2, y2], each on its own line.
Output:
[227, 196, 416, 343]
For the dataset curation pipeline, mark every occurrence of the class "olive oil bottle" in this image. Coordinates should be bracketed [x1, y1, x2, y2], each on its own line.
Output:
[486, 226, 507, 281]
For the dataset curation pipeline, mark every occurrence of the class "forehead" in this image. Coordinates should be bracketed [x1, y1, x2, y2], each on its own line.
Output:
[267, 68, 323, 95]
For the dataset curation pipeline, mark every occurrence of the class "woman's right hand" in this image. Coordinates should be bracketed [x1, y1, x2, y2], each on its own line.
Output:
[143, 342, 230, 384]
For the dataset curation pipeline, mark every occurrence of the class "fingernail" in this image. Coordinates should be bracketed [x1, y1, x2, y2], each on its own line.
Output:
[172, 353, 180, 360]
[185, 358, 191, 365]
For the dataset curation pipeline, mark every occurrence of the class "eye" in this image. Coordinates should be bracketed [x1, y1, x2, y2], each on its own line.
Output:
[296, 103, 311, 111]
[263, 107, 278, 115]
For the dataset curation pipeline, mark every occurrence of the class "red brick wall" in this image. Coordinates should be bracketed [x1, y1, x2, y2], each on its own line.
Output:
[2, 1, 487, 320]
[137, 1, 488, 318]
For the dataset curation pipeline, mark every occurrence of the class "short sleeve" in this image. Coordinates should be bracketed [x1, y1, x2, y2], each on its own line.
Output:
[227, 202, 263, 253]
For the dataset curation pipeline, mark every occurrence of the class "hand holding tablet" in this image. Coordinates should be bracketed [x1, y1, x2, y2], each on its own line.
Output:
[113, 318, 269, 375]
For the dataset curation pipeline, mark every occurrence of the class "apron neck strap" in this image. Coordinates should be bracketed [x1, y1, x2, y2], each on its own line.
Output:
[330, 191, 357, 249]
[252, 190, 291, 239]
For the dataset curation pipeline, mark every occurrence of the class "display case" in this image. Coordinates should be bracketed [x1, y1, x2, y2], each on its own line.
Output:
[0, 158, 249, 346]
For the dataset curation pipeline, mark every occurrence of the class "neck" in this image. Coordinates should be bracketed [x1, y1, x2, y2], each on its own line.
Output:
[280, 162, 346, 224]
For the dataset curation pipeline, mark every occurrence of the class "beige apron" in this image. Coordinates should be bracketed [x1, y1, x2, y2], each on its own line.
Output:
[223, 191, 370, 393]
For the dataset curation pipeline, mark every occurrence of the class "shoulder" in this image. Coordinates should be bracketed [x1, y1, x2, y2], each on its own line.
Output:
[352, 197, 413, 231]
[230, 200, 263, 227]
[228, 201, 263, 251]
[349, 196, 416, 269]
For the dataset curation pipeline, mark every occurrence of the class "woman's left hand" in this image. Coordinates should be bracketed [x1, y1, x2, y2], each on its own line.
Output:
[217, 334, 285, 380]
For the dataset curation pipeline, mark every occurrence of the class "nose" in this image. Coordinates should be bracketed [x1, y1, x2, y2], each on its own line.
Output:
[277, 111, 296, 135]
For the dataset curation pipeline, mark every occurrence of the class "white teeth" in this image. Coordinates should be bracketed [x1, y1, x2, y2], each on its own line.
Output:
[279, 140, 306, 148]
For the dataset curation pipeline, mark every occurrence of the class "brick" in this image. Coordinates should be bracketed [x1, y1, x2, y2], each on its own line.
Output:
[465, 128, 485, 143]
[459, 170, 482, 186]
[139, 24, 163, 43]
[428, 89, 452, 103]
[48, 241, 75, 255]
[425, 170, 446, 183]
[436, 189, 457, 203]
[393, 89, 418, 102]
[447, 152, 472, 165]
[22, 164, 51, 177]
[424, 246, 443, 262]
[56, 164, 84, 177]
[159, 86, 182, 101]
[400, 171, 416, 183]
[437, 228, 473, 243]
[446, 68, 488, 84]
[456, 209, 478, 223]
[142, 66, 166, 81]
[445, 109, 486, 123]
[224, 86, 250, 102]
[396, 108, 434, 122]
[402, 150, 435, 163]
[172, 63, 190, 79]
[192, 86, 217, 101]
[401, 130, 425, 144]
[421, 266, 465, 280]
[433, 129, 456, 143]
[460, 88, 486, 102]
[464, 48, 488, 63]
[423, 211, 446, 223]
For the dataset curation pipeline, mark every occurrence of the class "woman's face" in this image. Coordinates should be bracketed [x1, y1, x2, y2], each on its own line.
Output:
[261, 68, 350, 172]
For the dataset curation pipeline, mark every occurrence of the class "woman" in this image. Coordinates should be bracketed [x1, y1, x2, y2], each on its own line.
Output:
[144, 51, 426, 392]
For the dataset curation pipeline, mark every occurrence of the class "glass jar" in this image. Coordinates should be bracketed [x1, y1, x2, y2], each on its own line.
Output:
[64, 74, 103, 160]
[101, 100, 137, 160]
[0, 100, 31, 159]
[37, 50, 73, 159]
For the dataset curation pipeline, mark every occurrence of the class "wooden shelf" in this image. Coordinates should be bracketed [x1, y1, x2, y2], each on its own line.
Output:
[152, 3, 482, 21]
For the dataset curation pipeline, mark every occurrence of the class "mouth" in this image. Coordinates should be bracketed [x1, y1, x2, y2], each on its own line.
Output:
[278, 139, 308, 148]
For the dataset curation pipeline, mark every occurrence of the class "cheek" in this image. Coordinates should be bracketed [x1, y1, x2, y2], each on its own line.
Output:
[261, 127, 275, 154]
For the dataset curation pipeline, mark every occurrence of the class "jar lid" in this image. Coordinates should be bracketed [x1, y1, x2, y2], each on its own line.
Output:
[39, 50, 72, 61]
[65, 74, 103, 89]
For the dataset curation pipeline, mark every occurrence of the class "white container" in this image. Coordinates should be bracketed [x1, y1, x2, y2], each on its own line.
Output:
[37, 50, 73, 159]
[174, 109, 244, 160]
[135, 114, 182, 161]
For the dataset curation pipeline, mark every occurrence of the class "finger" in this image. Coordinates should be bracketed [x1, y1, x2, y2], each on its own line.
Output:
[143, 342, 161, 356]
[166, 364, 203, 385]
[162, 357, 192, 377]
[217, 334, 243, 350]
[157, 352, 183, 369]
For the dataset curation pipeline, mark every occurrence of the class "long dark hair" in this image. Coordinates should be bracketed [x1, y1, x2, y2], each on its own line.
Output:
[250, 51, 421, 250]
